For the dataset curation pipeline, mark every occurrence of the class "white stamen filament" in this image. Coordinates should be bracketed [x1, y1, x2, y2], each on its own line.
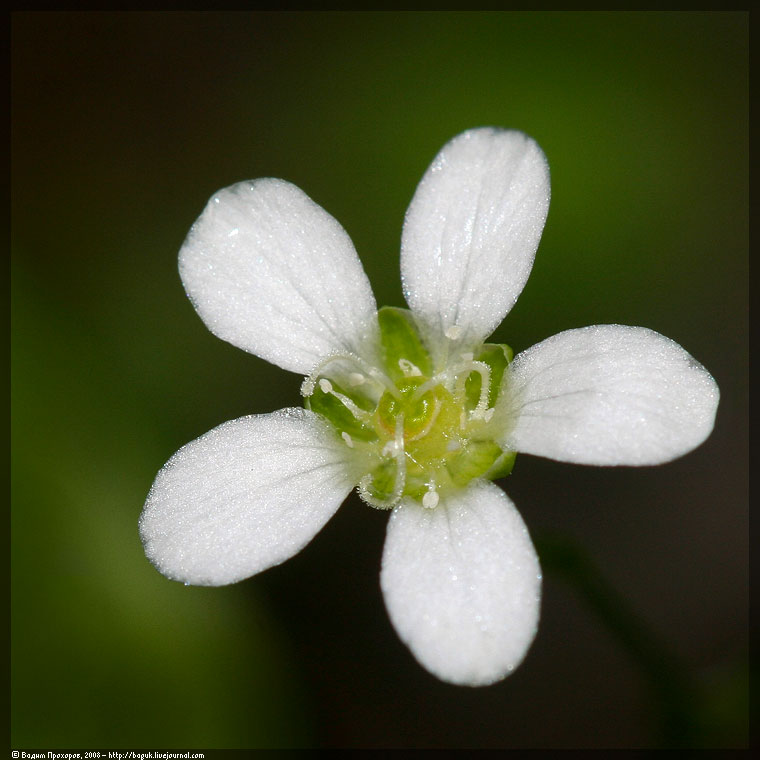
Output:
[357, 414, 407, 510]
[453, 360, 491, 418]
[405, 397, 442, 442]
[300, 351, 397, 398]
[411, 370, 454, 401]
[331, 389, 372, 422]
[314, 377, 372, 424]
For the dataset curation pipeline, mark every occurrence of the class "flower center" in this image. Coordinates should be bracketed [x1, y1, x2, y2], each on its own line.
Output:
[301, 307, 516, 509]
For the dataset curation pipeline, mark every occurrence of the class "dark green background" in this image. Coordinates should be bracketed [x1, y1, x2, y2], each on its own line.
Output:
[12, 12, 748, 749]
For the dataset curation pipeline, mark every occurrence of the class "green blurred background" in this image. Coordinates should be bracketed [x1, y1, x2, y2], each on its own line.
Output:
[12, 12, 748, 749]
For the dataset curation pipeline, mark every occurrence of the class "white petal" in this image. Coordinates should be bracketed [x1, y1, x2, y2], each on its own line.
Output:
[179, 179, 378, 374]
[400, 128, 550, 355]
[501, 325, 720, 466]
[381, 481, 541, 686]
[139, 408, 360, 586]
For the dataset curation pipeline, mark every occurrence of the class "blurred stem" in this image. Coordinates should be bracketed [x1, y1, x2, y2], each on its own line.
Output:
[535, 532, 701, 748]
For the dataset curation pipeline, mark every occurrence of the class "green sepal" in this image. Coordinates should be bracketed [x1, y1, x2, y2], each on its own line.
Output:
[377, 306, 432, 381]
[465, 342, 513, 410]
[447, 439, 503, 487]
[376, 376, 446, 440]
[366, 457, 398, 501]
[402, 472, 430, 501]
[305, 382, 378, 442]
[485, 450, 517, 480]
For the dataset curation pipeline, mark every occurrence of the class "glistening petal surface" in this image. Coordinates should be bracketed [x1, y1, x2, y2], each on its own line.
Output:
[380, 481, 541, 686]
[179, 179, 378, 374]
[139, 409, 360, 586]
[501, 325, 720, 466]
[401, 128, 550, 354]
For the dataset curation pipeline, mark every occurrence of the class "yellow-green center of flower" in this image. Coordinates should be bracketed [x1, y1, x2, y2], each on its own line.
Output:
[302, 307, 516, 510]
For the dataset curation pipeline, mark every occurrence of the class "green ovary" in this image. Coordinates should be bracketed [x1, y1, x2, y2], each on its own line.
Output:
[304, 307, 516, 509]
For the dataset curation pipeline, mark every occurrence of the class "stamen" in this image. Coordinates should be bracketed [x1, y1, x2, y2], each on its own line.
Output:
[453, 359, 491, 419]
[329, 388, 373, 423]
[422, 487, 439, 509]
[341, 432, 354, 448]
[300, 351, 397, 398]
[410, 369, 455, 400]
[358, 415, 407, 510]
[398, 358, 422, 377]
[394, 414, 405, 449]
[381, 440, 398, 457]
[348, 372, 366, 386]
[405, 397, 442, 442]
[313, 376, 373, 424]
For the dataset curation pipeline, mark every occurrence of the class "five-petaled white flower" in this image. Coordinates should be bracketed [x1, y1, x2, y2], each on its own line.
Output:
[140, 128, 719, 686]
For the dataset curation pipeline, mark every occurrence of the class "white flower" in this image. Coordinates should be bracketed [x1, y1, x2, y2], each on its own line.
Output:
[139, 128, 719, 687]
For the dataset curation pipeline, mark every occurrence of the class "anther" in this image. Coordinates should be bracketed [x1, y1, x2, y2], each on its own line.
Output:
[318, 379, 333, 394]
[398, 358, 422, 377]
[422, 488, 439, 509]
[348, 372, 365, 386]
[445, 325, 463, 340]
[341, 432, 354, 448]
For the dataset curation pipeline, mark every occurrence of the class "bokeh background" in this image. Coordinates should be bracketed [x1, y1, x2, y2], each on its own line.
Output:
[12, 12, 748, 749]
